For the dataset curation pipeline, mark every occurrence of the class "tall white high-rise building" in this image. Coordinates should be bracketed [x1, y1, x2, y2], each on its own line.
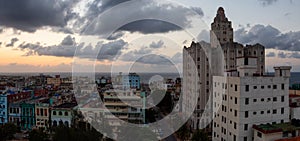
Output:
[183, 7, 268, 131]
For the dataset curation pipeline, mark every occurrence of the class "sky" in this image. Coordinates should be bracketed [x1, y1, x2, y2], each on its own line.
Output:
[0, 0, 299, 73]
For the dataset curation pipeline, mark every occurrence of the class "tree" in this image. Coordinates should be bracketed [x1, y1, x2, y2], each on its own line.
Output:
[191, 129, 209, 141]
[29, 129, 48, 141]
[0, 123, 19, 141]
[145, 108, 156, 123]
[117, 126, 158, 141]
[52, 124, 102, 141]
[176, 123, 190, 140]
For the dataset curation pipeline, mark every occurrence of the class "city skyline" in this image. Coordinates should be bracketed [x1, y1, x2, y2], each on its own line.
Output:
[0, 0, 299, 72]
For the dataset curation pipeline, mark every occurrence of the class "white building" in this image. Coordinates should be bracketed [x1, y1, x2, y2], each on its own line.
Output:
[103, 89, 145, 126]
[213, 65, 291, 141]
[51, 103, 77, 127]
[183, 6, 265, 130]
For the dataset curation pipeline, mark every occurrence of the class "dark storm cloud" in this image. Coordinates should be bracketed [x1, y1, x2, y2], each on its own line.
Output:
[82, 0, 204, 35]
[258, 0, 278, 6]
[6, 38, 19, 47]
[15, 35, 127, 61]
[235, 24, 300, 51]
[266, 52, 276, 57]
[278, 52, 287, 58]
[119, 20, 182, 34]
[107, 31, 125, 40]
[190, 7, 204, 16]
[136, 54, 172, 65]
[289, 52, 300, 58]
[120, 47, 152, 62]
[275, 52, 300, 59]
[0, 0, 78, 32]
[149, 40, 164, 49]
[97, 40, 127, 60]
[0, 0, 204, 34]
[61, 35, 76, 46]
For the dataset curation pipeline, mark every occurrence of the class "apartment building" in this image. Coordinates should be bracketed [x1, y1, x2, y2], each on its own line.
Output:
[213, 62, 291, 141]
[183, 6, 266, 130]
[103, 89, 145, 126]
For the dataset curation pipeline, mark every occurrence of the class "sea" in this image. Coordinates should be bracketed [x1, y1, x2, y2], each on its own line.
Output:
[1, 72, 300, 85]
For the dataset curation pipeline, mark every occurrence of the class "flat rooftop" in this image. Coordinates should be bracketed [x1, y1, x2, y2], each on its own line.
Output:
[53, 102, 78, 109]
[253, 123, 300, 134]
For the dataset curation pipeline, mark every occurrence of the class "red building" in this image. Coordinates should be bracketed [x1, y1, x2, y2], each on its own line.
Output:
[34, 89, 48, 97]
[7, 91, 32, 103]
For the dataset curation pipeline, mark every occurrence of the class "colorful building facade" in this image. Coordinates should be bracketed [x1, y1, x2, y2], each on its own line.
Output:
[35, 102, 50, 129]
[8, 102, 21, 126]
[0, 94, 8, 125]
[20, 103, 35, 130]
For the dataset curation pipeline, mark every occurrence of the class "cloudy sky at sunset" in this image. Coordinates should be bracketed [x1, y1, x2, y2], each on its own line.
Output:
[0, 0, 299, 72]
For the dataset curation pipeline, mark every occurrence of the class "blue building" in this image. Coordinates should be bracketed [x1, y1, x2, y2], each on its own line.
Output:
[20, 103, 35, 130]
[8, 102, 21, 126]
[0, 94, 8, 125]
[122, 73, 141, 89]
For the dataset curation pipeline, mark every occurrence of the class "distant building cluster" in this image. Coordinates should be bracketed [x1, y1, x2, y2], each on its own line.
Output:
[0, 71, 182, 141]
[0, 74, 76, 130]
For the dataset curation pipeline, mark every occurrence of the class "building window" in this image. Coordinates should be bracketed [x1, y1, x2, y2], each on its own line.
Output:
[253, 86, 257, 89]
[244, 137, 247, 141]
[245, 85, 249, 92]
[273, 97, 277, 102]
[268, 85, 271, 89]
[235, 97, 237, 104]
[261, 86, 264, 89]
[53, 111, 56, 115]
[59, 111, 62, 116]
[281, 84, 285, 90]
[253, 112, 257, 115]
[244, 124, 248, 131]
[245, 111, 248, 118]
[65, 112, 68, 116]
[257, 132, 262, 138]
[273, 85, 277, 89]
[253, 99, 257, 102]
[281, 108, 284, 114]
[234, 110, 237, 117]
[234, 122, 237, 129]
[281, 96, 285, 102]
[245, 58, 249, 65]
[235, 85, 238, 91]
[261, 98, 264, 102]
[245, 98, 249, 105]
[261, 111, 264, 114]
[37, 108, 40, 116]
[273, 109, 277, 114]
[44, 109, 47, 116]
